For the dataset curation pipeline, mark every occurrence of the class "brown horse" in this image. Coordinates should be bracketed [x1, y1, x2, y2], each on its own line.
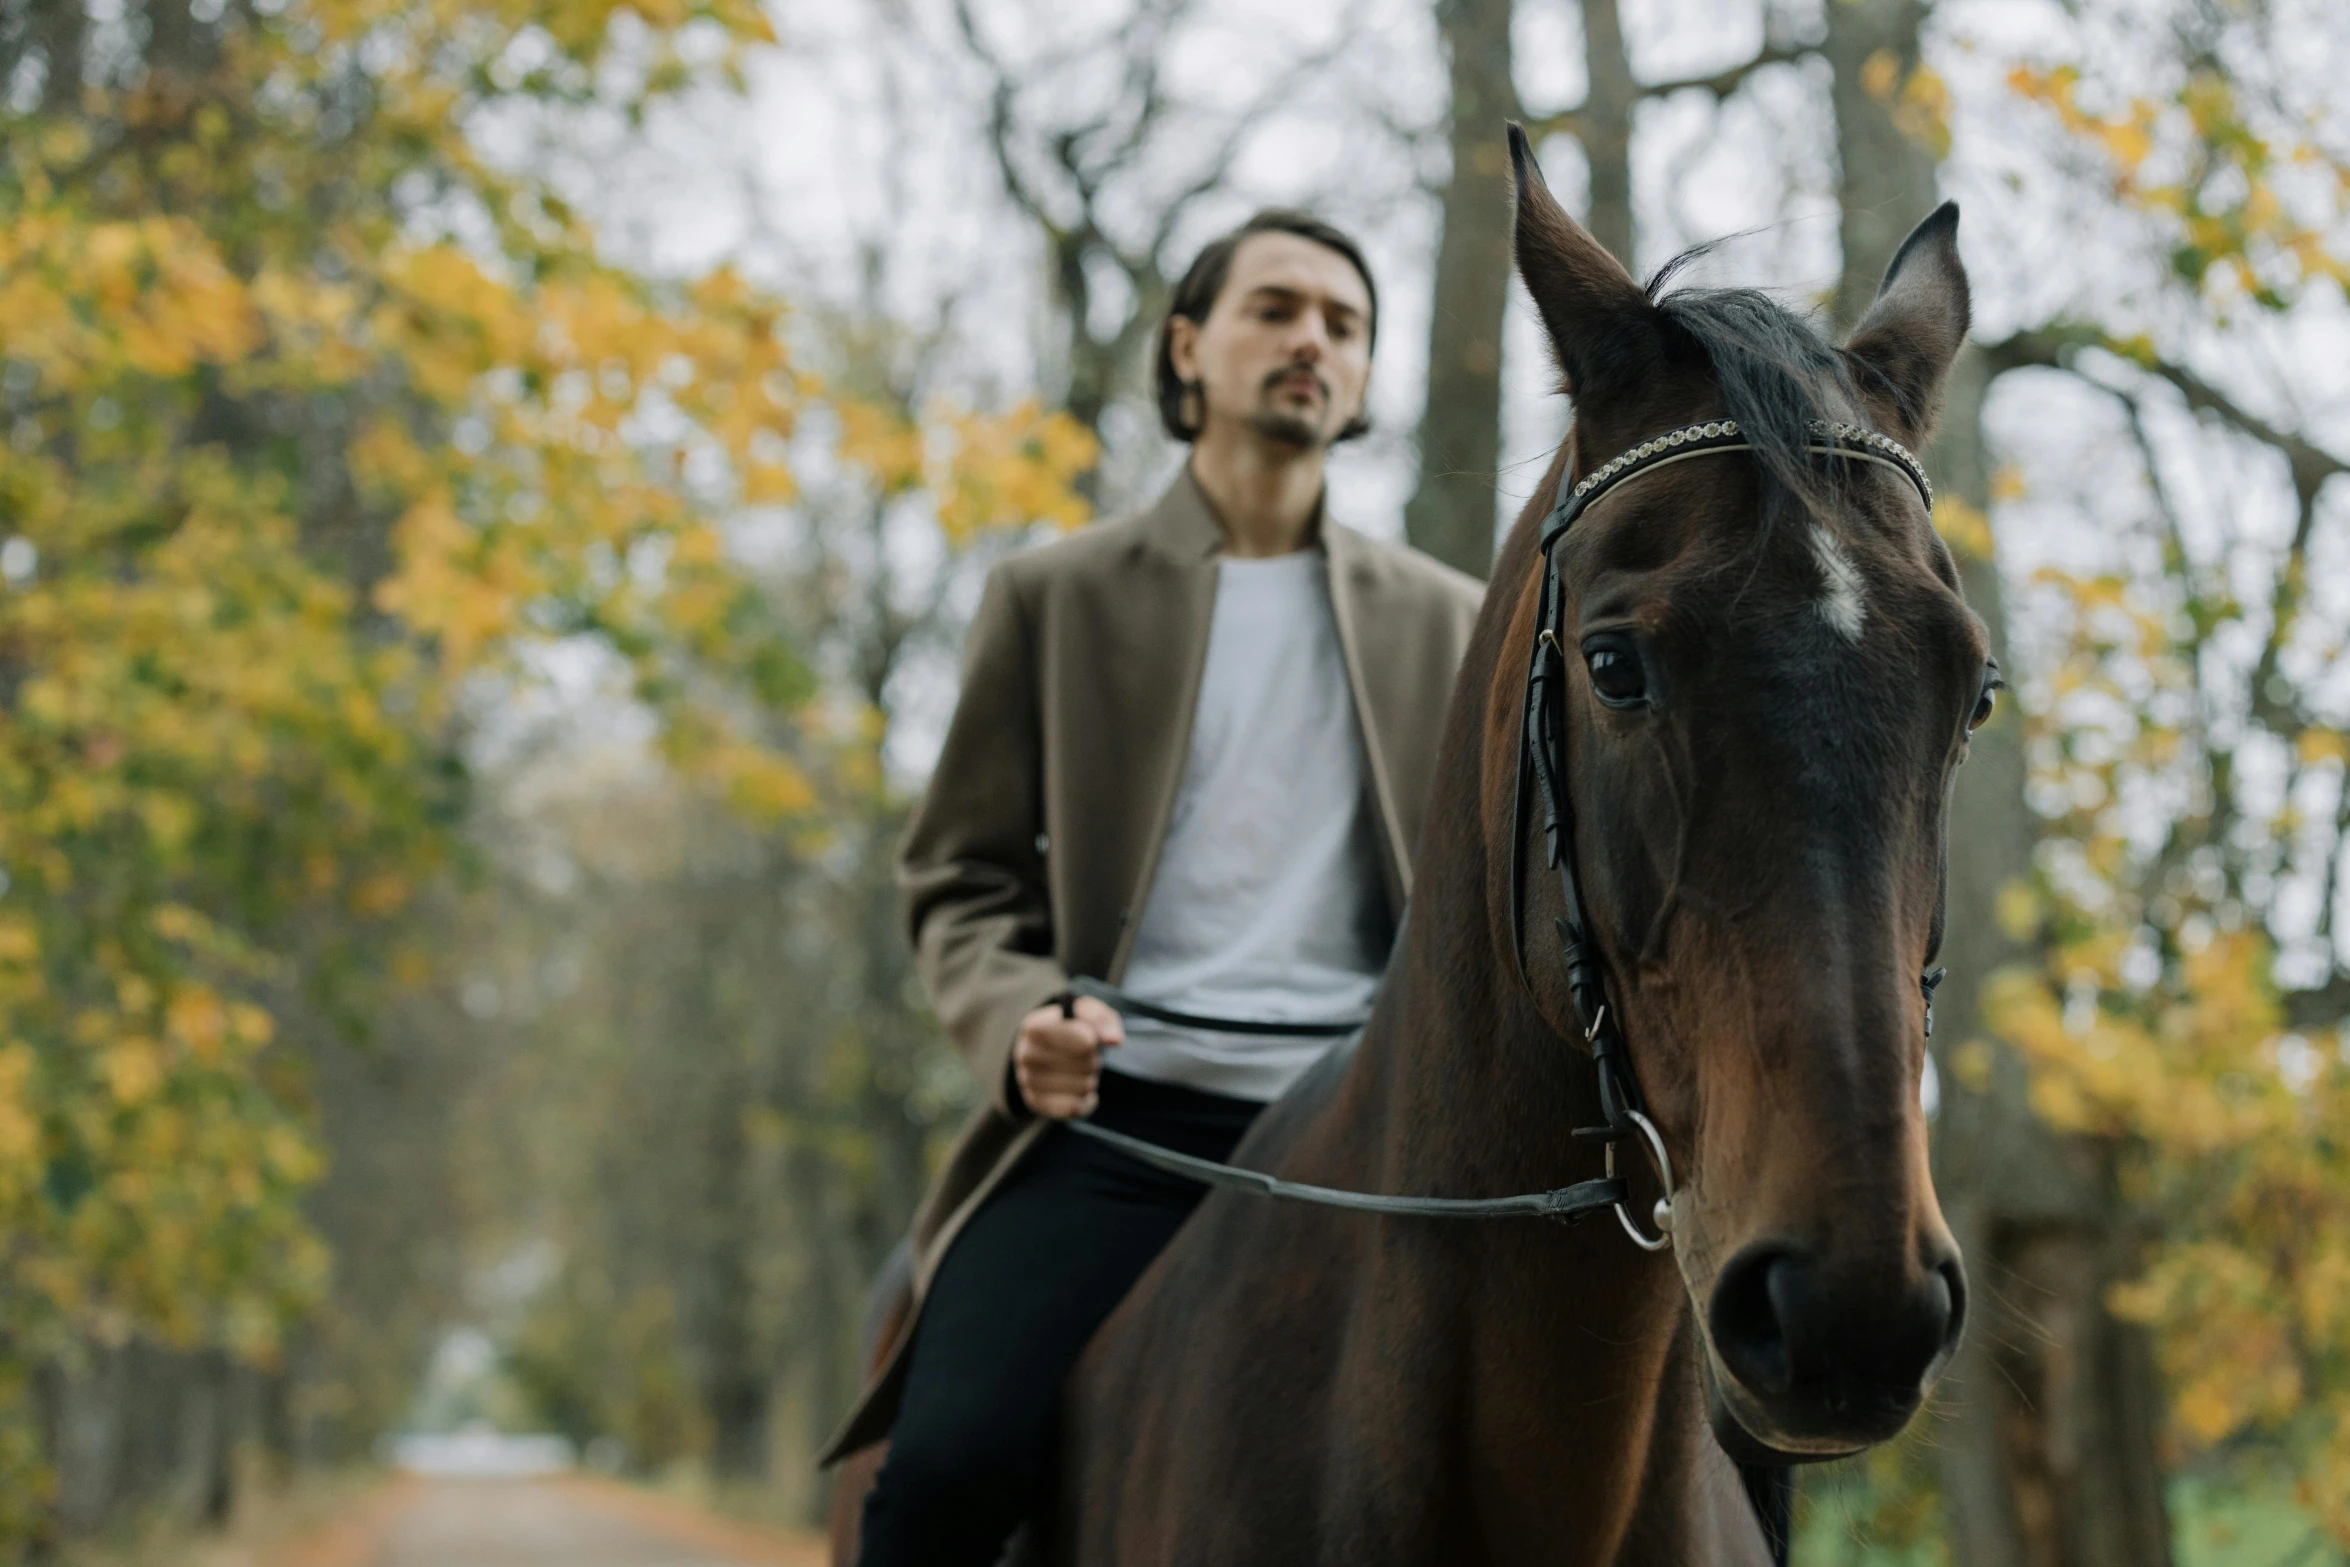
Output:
[836, 126, 1987, 1565]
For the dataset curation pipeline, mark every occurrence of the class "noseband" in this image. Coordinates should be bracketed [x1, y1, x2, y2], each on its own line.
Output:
[1508, 418, 1940, 1250]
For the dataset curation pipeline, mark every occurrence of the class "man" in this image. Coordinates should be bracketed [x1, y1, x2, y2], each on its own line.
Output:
[831, 209, 1484, 1563]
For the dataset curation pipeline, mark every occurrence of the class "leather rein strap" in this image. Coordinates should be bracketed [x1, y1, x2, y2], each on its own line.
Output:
[1057, 979, 1629, 1223]
[1069, 1118, 1629, 1222]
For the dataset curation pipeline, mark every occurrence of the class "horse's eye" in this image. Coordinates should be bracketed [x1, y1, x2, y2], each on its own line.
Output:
[1969, 669, 2004, 731]
[1583, 638, 1648, 708]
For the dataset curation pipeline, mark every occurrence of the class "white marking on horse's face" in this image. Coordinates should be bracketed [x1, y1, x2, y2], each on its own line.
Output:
[1809, 527, 1867, 644]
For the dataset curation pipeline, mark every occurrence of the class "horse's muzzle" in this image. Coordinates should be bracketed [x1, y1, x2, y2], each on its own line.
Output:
[1703, 1242, 1967, 1452]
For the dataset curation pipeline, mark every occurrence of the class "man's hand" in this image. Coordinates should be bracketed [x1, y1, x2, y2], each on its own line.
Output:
[1014, 996, 1124, 1119]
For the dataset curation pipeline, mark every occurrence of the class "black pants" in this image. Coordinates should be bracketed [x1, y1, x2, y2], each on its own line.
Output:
[858, 1068, 1262, 1567]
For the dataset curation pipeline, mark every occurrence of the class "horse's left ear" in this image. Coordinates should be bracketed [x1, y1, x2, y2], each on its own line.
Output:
[1842, 202, 1970, 443]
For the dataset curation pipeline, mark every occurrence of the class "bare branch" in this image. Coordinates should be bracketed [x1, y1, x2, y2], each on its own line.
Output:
[1089, 0, 1199, 174]
[1521, 107, 1588, 144]
[1140, 31, 1356, 263]
[1641, 42, 1814, 103]
[2320, 778, 2350, 949]
[1520, 41, 1815, 146]
[1991, 326, 2350, 981]
[1988, 327, 2350, 503]
[951, 0, 1064, 237]
[2284, 975, 2350, 1032]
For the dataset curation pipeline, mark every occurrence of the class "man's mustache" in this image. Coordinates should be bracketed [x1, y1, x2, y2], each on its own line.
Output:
[1263, 364, 1330, 401]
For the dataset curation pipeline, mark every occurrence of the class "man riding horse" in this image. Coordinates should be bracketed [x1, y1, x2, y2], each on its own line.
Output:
[831, 131, 1983, 1560]
[830, 210, 1484, 1564]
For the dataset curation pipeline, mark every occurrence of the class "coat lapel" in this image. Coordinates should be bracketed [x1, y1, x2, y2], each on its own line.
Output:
[1324, 521, 1418, 911]
[1090, 471, 1221, 979]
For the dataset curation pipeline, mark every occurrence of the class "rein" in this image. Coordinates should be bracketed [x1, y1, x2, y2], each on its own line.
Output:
[1058, 417, 1940, 1245]
[1057, 979, 1631, 1225]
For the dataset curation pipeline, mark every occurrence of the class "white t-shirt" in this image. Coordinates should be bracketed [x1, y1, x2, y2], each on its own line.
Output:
[1111, 550, 1389, 1102]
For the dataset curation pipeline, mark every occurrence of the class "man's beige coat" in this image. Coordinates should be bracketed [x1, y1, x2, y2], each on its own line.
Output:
[824, 469, 1483, 1460]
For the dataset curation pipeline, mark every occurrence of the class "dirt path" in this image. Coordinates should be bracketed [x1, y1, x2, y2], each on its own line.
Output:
[361, 1476, 826, 1567]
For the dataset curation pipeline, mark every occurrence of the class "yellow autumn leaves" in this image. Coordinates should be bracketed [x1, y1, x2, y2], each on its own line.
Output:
[0, 215, 259, 382]
[0, 0, 1093, 1539]
[1991, 923, 2350, 1537]
[2010, 63, 2350, 304]
[1861, 48, 1953, 162]
[1992, 59, 2350, 1534]
[1987, 540, 2350, 1534]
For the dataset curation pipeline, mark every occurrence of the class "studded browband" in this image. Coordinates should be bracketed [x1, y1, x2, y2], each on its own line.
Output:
[1539, 418, 1936, 552]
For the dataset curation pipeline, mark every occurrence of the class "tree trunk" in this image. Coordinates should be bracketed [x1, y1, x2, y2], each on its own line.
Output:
[1825, 0, 1934, 333]
[191, 1350, 238, 1528]
[702, 1099, 774, 1485]
[1823, 4, 2175, 1562]
[1402, 0, 1520, 577]
[1403, 0, 1641, 576]
[1575, 0, 1638, 270]
[141, 0, 215, 76]
[256, 1364, 297, 1478]
[1053, 233, 1118, 460]
[32, 0, 85, 111]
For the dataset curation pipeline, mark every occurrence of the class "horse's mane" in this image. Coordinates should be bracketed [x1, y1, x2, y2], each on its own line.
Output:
[1642, 248, 1859, 534]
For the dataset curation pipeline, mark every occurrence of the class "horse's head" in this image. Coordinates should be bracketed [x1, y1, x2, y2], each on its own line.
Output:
[1495, 128, 1986, 1460]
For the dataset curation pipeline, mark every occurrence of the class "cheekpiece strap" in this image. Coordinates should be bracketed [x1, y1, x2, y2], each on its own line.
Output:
[1522, 410, 1941, 1146]
[1539, 418, 1935, 554]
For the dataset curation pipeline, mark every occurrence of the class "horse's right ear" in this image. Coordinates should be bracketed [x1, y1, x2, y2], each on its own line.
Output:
[1842, 203, 1970, 444]
[1509, 123, 1660, 404]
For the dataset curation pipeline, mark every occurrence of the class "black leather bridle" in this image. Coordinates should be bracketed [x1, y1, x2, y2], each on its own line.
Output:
[1054, 416, 1950, 1252]
[1506, 416, 1944, 1250]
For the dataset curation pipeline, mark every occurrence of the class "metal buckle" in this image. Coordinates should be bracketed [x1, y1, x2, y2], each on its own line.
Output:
[1569, 1003, 1625, 1143]
[1607, 1108, 1675, 1252]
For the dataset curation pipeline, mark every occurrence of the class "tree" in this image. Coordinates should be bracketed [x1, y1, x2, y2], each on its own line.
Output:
[0, 0, 829, 1542]
[444, 279, 1092, 1506]
[1402, 0, 1808, 575]
[1798, 1, 2349, 1558]
[1975, 12, 2350, 1552]
[946, 0, 1412, 508]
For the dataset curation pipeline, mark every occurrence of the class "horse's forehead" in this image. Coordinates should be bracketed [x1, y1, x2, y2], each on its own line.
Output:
[1735, 513, 1945, 670]
[1804, 525, 1869, 646]
[1593, 521, 1951, 708]
[1563, 448, 1955, 661]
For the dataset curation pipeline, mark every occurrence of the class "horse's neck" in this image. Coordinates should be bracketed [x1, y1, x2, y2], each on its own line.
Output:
[1345, 792, 1619, 1234]
[1316, 832, 1724, 1559]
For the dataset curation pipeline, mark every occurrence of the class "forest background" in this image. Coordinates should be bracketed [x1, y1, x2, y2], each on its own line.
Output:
[0, 0, 2344, 1563]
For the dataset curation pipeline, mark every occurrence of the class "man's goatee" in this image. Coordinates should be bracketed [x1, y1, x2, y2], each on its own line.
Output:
[1247, 410, 1323, 450]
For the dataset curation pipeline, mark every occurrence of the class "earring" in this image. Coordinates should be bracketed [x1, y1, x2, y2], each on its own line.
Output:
[1179, 381, 1204, 433]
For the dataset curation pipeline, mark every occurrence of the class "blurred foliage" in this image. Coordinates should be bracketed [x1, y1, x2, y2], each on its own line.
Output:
[2008, 61, 2350, 310]
[0, 0, 790, 1532]
[1984, 10, 2350, 1550]
[0, 0, 1091, 1545]
[508, 1278, 706, 1470]
[461, 294, 1093, 1504]
[1793, 1426, 1948, 1567]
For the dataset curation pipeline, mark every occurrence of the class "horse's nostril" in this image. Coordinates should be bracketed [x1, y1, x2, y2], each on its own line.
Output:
[1708, 1248, 1796, 1396]
[1934, 1257, 1967, 1353]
